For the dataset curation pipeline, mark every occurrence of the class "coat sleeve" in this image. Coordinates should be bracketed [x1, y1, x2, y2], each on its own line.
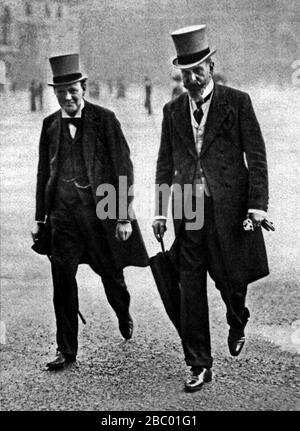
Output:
[239, 93, 269, 212]
[35, 120, 50, 222]
[155, 104, 174, 217]
[104, 113, 134, 220]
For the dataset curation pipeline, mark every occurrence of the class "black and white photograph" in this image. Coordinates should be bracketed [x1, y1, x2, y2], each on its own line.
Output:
[0, 0, 299, 418]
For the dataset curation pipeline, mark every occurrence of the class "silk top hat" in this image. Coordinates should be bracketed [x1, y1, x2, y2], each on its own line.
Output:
[171, 25, 216, 69]
[48, 53, 88, 86]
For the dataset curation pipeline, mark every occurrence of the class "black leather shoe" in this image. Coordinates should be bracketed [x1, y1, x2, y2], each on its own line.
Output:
[228, 335, 246, 356]
[184, 368, 213, 392]
[118, 314, 133, 340]
[46, 351, 76, 370]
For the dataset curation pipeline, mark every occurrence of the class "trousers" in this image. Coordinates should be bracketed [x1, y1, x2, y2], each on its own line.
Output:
[179, 196, 249, 369]
[49, 197, 130, 358]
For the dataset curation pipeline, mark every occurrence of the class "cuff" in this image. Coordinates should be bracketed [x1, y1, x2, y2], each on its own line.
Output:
[248, 209, 267, 217]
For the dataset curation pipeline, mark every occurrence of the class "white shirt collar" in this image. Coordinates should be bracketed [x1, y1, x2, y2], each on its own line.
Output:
[61, 99, 85, 118]
[189, 79, 214, 112]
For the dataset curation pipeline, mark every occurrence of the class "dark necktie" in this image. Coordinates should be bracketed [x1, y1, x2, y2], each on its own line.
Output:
[63, 117, 82, 128]
[193, 92, 212, 124]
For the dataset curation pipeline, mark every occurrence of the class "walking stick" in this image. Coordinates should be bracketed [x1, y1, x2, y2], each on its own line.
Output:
[77, 310, 86, 325]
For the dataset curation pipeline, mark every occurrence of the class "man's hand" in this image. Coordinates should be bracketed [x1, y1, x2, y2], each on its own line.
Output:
[31, 222, 45, 242]
[152, 219, 167, 242]
[247, 212, 265, 229]
[115, 221, 132, 241]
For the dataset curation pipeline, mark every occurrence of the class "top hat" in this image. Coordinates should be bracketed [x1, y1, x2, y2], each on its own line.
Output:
[171, 25, 216, 69]
[48, 53, 88, 86]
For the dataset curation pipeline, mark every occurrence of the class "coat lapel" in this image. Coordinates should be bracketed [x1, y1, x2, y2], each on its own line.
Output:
[201, 84, 231, 156]
[81, 101, 100, 185]
[173, 93, 197, 160]
[47, 112, 61, 169]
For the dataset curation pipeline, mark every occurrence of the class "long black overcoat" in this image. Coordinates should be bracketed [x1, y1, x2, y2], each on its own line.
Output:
[155, 84, 269, 284]
[35, 100, 148, 270]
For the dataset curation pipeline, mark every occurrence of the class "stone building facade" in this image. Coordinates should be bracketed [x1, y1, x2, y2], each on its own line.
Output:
[0, 0, 79, 89]
[1, 0, 299, 89]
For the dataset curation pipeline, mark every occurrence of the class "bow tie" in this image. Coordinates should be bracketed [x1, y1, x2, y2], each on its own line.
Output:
[193, 92, 212, 124]
[62, 117, 82, 128]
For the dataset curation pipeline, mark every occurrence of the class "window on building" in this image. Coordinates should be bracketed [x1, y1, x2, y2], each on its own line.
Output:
[57, 5, 62, 18]
[1, 6, 11, 45]
[25, 2, 32, 16]
[45, 4, 51, 18]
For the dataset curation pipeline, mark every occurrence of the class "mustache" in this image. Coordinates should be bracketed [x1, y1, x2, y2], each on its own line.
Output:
[184, 80, 204, 91]
[183, 78, 204, 88]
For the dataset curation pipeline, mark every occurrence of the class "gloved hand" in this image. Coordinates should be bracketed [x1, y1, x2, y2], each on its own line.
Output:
[247, 212, 265, 229]
[115, 221, 132, 241]
[31, 222, 45, 242]
[152, 219, 167, 242]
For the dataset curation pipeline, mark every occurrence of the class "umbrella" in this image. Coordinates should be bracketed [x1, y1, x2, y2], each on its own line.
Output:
[149, 236, 181, 336]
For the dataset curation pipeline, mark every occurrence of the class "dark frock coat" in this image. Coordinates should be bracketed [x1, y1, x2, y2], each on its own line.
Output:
[155, 84, 269, 285]
[35, 100, 148, 270]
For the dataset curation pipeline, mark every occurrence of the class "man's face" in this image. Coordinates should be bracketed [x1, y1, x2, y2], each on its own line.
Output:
[182, 61, 212, 99]
[54, 82, 84, 116]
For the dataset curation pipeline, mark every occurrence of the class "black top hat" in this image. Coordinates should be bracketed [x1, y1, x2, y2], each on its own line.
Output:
[48, 53, 88, 86]
[171, 25, 216, 69]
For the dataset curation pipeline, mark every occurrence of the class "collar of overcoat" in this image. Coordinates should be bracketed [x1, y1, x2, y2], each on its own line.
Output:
[46, 100, 102, 183]
[172, 83, 231, 159]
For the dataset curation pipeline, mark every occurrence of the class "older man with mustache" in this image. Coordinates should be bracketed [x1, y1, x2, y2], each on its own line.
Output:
[152, 25, 269, 392]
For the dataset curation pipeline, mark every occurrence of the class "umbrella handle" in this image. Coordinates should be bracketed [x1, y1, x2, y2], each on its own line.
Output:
[158, 233, 165, 254]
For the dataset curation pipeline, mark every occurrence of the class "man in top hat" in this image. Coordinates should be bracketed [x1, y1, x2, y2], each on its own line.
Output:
[33, 53, 148, 370]
[152, 25, 269, 391]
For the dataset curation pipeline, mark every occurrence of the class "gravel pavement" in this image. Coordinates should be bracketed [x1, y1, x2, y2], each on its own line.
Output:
[0, 85, 299, 412]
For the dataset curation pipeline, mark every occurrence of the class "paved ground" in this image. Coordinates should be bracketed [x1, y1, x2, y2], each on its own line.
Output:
[0, 83, 299, 411]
